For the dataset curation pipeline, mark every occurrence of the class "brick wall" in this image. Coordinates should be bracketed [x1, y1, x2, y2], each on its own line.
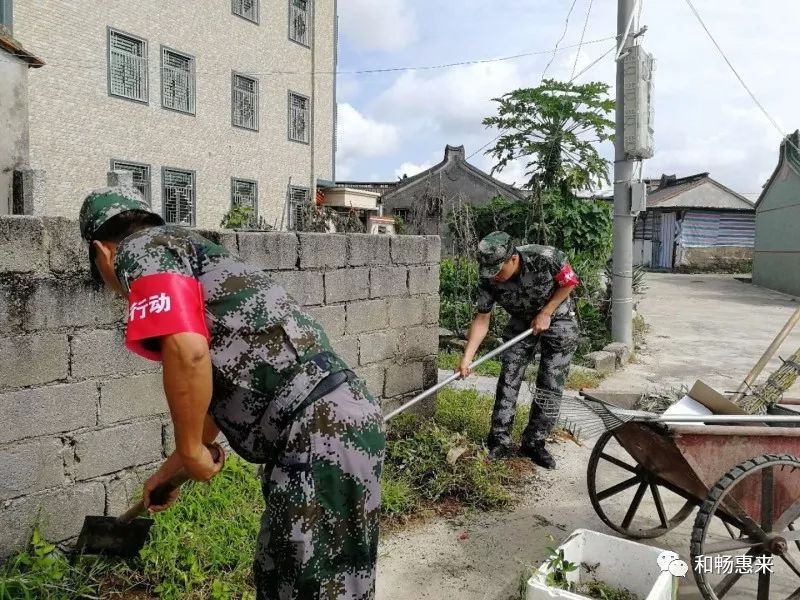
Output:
[0, 216, 440, 558]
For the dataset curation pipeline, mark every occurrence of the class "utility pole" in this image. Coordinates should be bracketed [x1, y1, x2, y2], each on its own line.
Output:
[611, 0, 637, 348]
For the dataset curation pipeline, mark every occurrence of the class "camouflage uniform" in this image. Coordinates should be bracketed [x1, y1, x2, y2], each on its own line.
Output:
[475, 232, 580, 452]
[79, 191, 385, 600]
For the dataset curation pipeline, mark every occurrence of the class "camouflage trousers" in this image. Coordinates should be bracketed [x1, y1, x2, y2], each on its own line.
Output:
[254, 379, 385, 600]
[488, 317, 579, 450]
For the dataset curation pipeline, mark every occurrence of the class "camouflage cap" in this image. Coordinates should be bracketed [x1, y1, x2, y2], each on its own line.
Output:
[477, 231, 514, 279]
[79, 186, 159, 241]
[79, 186, 163, 280]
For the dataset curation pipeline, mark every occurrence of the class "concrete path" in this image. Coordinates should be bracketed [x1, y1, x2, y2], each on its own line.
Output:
[377, 274, 800, 600]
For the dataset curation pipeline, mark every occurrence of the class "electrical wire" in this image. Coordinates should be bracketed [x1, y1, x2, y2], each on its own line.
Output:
[541, 0, 580, 80]
[570, 0, 595, 80]
[0, 35, 617, 77]
[683, 0, 797, 154]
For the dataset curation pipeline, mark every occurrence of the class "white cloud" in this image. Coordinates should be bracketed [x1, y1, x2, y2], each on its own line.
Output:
[338, 0, 418, 52]
[394, 161, 431, 179]
[374, 61, 525, 140]
[336, 103, 400, 180]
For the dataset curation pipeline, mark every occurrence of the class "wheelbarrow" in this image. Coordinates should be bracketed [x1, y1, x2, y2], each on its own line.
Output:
[583, 391, 800, 600]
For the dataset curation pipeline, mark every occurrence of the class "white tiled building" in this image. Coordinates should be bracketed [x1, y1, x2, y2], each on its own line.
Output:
[11, 0, 336, 229]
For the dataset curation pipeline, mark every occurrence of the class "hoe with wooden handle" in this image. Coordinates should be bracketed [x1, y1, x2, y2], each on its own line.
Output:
[75, 443, 223, 557]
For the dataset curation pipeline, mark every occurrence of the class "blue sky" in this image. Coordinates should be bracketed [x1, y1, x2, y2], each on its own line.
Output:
[335, 0, 800, 201]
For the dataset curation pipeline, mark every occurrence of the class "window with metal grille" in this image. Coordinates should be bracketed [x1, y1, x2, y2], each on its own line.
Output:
[289, 0, 310, 46]
[161, 48, 194, 114]
[232, 0, 258, 23]
[231, 178, 257, 214]
[288, 92, 310, 143]
[162, 168, 195, 226]
[232, 74, 259, 130]
[111, 160, 151, 203]
[288, 186, 309, 230]
[393, 208, 411, 222]
[108, 29, 148, 102]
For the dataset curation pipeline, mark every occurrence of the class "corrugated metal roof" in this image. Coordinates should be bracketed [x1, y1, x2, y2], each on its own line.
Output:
[645, 173, 754, 211]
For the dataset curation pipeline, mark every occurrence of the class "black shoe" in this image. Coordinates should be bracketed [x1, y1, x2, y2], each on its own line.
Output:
[488, 445, 513, 460]
[521, 443, 556, 469]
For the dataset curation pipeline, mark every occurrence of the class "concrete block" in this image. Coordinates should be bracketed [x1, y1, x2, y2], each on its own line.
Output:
[603, 342, 631, 367]
[385, 362, 425, 398]
[388, 296, 425, 328]
[297, 233, 347, 269]
[12, 169, 46, 216]
[0, 482, 105, 557]
[0, 332, 69, 389]
[345, 299, 389, 335]
[0, 438, 65, 500]
[162, 420, 175, 455]
[100, 373, 168, 424]
[194, 228, 238, 254]
[73, 420, 164, 480]
[422, 294, 440, 324]
[354, 364, 385, 399]
[0, 217, 47, 273]
[307, 305, 346, 338]
[408, 265, 440, 295]
[107, 170, 134, 187]
[43, 217, 87, 275]
[238, 232, 298, 270]
[0, 381, 98, 444]
[270, 271, 324, 306]
[370, 266, 408, 298]
[71, 329, 157, 379]
[584, 351, 617, 375]
[330, 336, 359, 367]
[105, 463, 160, 515]
[400, 326, 439, 360]
[348, 234, 390, 266]
[0, 277, 25, 335]
[425, 236, 442, 265]
[390, 235, 427, 265]
[324, 268, 369, 304]
[359, 330, 398, 365]
[24, 279, 124, 331]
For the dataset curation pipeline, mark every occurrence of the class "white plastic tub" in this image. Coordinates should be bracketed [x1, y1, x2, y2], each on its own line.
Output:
[527, 529, 675, 600]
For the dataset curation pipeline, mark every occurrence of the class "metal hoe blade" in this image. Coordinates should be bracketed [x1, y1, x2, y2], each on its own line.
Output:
[75, 515, 154, 558]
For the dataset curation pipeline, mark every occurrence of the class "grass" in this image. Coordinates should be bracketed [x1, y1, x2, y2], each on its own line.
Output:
[438, 351, 604, 391]
[1, 389, 535, 599]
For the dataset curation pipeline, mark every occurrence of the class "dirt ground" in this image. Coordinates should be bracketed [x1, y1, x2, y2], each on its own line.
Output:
[377, 274, 800, 600]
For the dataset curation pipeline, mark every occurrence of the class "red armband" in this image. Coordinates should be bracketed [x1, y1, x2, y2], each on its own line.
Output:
[555, 264, 580, 288]
[125, 273, 210, 361]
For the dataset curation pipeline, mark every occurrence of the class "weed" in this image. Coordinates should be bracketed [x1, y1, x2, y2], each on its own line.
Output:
[566, 369, 603, 390]
[437, 351, 503, 378]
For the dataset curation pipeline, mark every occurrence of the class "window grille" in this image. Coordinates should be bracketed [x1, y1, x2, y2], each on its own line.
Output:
[233, 74, 259, 130]
[393, 208, 411, 221]
[111, 160, 151, 203]
[232, 178, 257, 214]
[288, 93, 310, 143]
[289, 0, 310, 46]
[163, 168, 195, 226]
[232, 0, 258, 23]
[109, 29, 148, 102]
[161, 48, 194, 114]
[288, 186, 309, 230]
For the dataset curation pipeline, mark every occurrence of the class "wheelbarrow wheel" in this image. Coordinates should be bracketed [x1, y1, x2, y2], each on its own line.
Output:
[691, 454, 800, 600]
[587, 430, 695, 539]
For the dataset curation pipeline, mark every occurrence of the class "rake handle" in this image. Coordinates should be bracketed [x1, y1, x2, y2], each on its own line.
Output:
[383, 328, 536, 422]
[119, 444, 223, 524]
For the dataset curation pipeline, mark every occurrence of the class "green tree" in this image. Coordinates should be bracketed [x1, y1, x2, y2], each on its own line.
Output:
[482, 79, 615, 194]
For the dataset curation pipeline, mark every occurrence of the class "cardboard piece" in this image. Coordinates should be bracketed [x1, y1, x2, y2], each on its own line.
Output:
[687, 380, 748, 416]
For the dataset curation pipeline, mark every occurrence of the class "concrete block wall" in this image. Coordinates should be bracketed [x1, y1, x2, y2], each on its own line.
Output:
[0, 216, 440, 558]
